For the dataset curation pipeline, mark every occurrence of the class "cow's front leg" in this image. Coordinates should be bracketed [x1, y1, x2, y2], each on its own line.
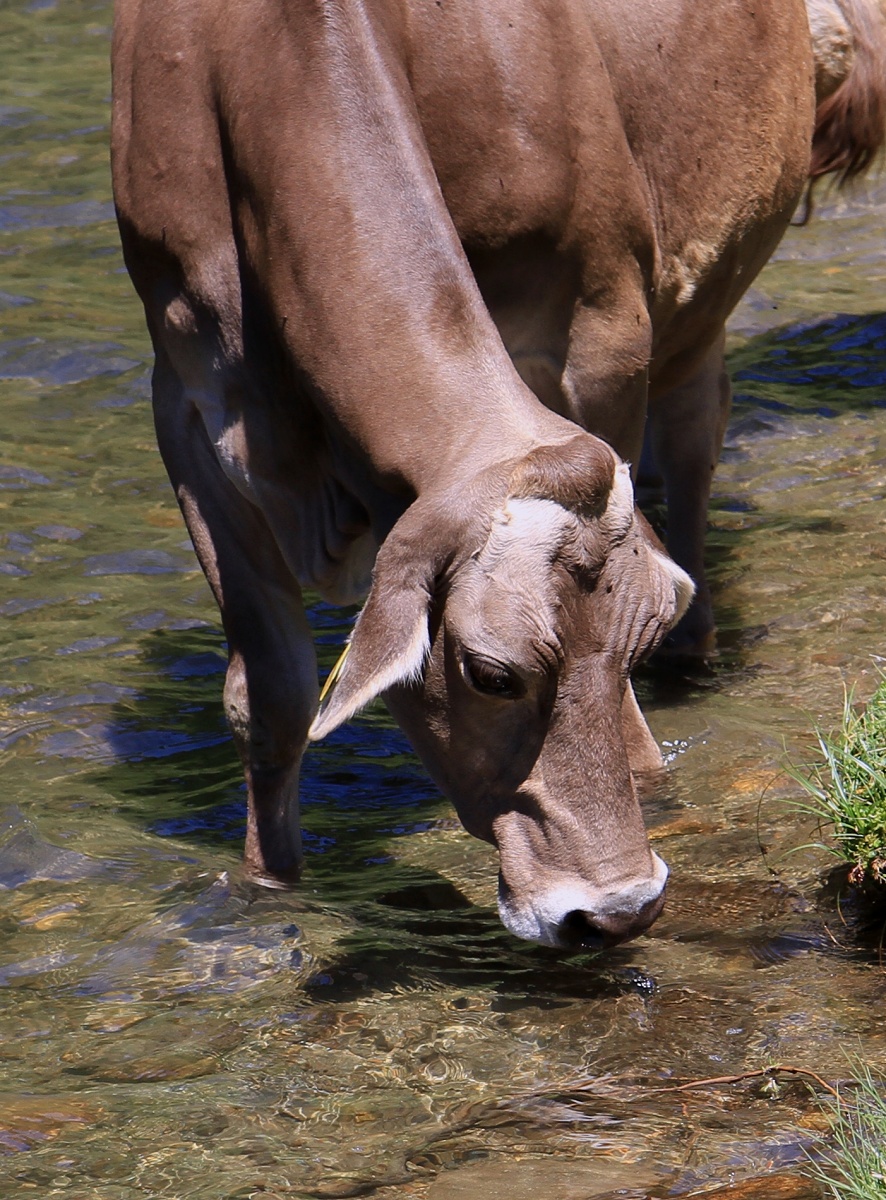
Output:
[621, 682, 665, 781]
[560, 295, 652, 469]
[645, 331, 731, 654]
[222, 601, 316, 886]
[152, 353, 318, 885]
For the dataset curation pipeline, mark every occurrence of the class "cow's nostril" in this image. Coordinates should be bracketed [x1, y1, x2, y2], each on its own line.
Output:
[558, 910, 608, 950]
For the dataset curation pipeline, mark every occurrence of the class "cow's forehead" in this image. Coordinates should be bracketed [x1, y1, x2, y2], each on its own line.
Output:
[446, 498, 586, 660]
[480, 497, 577, 573]
[445, 477, 685, 668]
[477, 458, 634, 565]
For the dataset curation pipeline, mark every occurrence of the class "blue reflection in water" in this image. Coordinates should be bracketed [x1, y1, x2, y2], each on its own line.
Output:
[734, 311, 886, 398]
[74, 600, 447, 857]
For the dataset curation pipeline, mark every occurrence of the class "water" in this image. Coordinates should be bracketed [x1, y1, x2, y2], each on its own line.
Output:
[1, 4, 885, 1197]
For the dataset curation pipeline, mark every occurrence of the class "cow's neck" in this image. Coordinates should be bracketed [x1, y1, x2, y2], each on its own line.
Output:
[221, 0, 571, 495]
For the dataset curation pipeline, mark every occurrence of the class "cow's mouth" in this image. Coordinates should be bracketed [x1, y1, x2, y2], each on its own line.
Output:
[496, 856, 669, 949]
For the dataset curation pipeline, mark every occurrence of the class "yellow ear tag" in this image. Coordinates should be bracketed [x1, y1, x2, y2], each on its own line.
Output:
[318, 642, 351, 705]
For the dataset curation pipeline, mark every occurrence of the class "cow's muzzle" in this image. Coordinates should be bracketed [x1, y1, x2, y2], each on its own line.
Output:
[496, 852, 669, 950]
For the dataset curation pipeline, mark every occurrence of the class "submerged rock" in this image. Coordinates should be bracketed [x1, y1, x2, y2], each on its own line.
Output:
[675, 1172, 821, 1200]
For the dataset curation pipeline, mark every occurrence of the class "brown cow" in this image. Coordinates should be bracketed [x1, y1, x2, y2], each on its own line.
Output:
[110, 0, 882, 949]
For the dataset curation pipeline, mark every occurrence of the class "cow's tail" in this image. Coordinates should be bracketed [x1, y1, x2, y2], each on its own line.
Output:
[808, 0, 886, 184]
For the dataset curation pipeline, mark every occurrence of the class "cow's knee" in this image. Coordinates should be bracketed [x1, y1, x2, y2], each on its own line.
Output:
[223, 645, 314, 769]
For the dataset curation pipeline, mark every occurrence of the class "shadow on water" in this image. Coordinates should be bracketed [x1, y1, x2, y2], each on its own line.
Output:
[91, 607, 439, 866]
[82, 610, 676, 1005]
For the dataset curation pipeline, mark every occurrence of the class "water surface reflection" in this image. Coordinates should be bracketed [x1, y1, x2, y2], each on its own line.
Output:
[1, 3, 886, 1197]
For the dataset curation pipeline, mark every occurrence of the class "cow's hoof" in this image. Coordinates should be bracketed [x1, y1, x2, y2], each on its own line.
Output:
[246, 870, 302, 891]
[242, 853, 303, 890]
[659, 610, 717, 660]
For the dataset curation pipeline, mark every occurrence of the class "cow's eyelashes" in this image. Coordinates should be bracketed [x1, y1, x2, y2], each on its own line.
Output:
[462, 655, 523, 699]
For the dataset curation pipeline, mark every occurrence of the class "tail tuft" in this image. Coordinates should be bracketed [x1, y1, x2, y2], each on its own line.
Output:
[809, 0, 886, 184]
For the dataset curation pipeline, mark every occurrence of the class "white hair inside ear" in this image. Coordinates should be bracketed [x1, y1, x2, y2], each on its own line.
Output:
[308, 600, 430, 742]
[651, 546, 696, 624]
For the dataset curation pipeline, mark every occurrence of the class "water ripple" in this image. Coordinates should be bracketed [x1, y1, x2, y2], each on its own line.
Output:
[0, 337, 140, 385]
[0, 199, 114, 232]
[82, 549, 196, 576]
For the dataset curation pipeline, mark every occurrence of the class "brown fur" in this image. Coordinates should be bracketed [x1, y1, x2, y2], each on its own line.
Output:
[507, 437, 615, 518]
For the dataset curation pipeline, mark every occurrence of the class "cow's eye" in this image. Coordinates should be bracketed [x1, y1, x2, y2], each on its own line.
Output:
[463, 655, 523, 699]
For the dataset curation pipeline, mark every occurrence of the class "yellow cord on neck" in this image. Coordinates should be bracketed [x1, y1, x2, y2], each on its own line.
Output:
[318, 642, 351, 705]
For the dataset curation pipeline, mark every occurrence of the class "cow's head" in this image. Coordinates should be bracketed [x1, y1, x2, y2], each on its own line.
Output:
[309, 433, 693, 949]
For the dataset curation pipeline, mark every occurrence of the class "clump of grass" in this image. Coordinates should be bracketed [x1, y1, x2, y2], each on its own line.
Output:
[806, 1062, 886, 1200]
[787, 678, 886, 886]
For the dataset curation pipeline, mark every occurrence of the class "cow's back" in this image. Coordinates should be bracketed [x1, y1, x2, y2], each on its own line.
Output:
[402, 0, 814, 391]
[114, 0, 815, 408]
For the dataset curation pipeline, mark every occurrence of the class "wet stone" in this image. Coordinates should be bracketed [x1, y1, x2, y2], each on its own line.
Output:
[60, 1014, 242, 1083]
[0, 1095, 103, 1153]
[648, 814, 720, 840]
[80, 1006, 152, 1034]
[72, 1053, 221, 1083]
[0, 808, 106, 890]
[675, 1172, 822, 1200]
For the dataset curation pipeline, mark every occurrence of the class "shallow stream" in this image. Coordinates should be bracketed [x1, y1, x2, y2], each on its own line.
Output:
[1, 4, 885, 1198]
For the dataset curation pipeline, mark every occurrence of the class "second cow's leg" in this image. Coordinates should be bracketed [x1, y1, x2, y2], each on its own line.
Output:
[152, 351, 318, 884]
[646, 331, 732, 653]
[560, 298, 652, 470]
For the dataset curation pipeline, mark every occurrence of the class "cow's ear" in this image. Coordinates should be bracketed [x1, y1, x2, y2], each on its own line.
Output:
[634, 509, 695, 627]
[307, 530, 436, 741]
